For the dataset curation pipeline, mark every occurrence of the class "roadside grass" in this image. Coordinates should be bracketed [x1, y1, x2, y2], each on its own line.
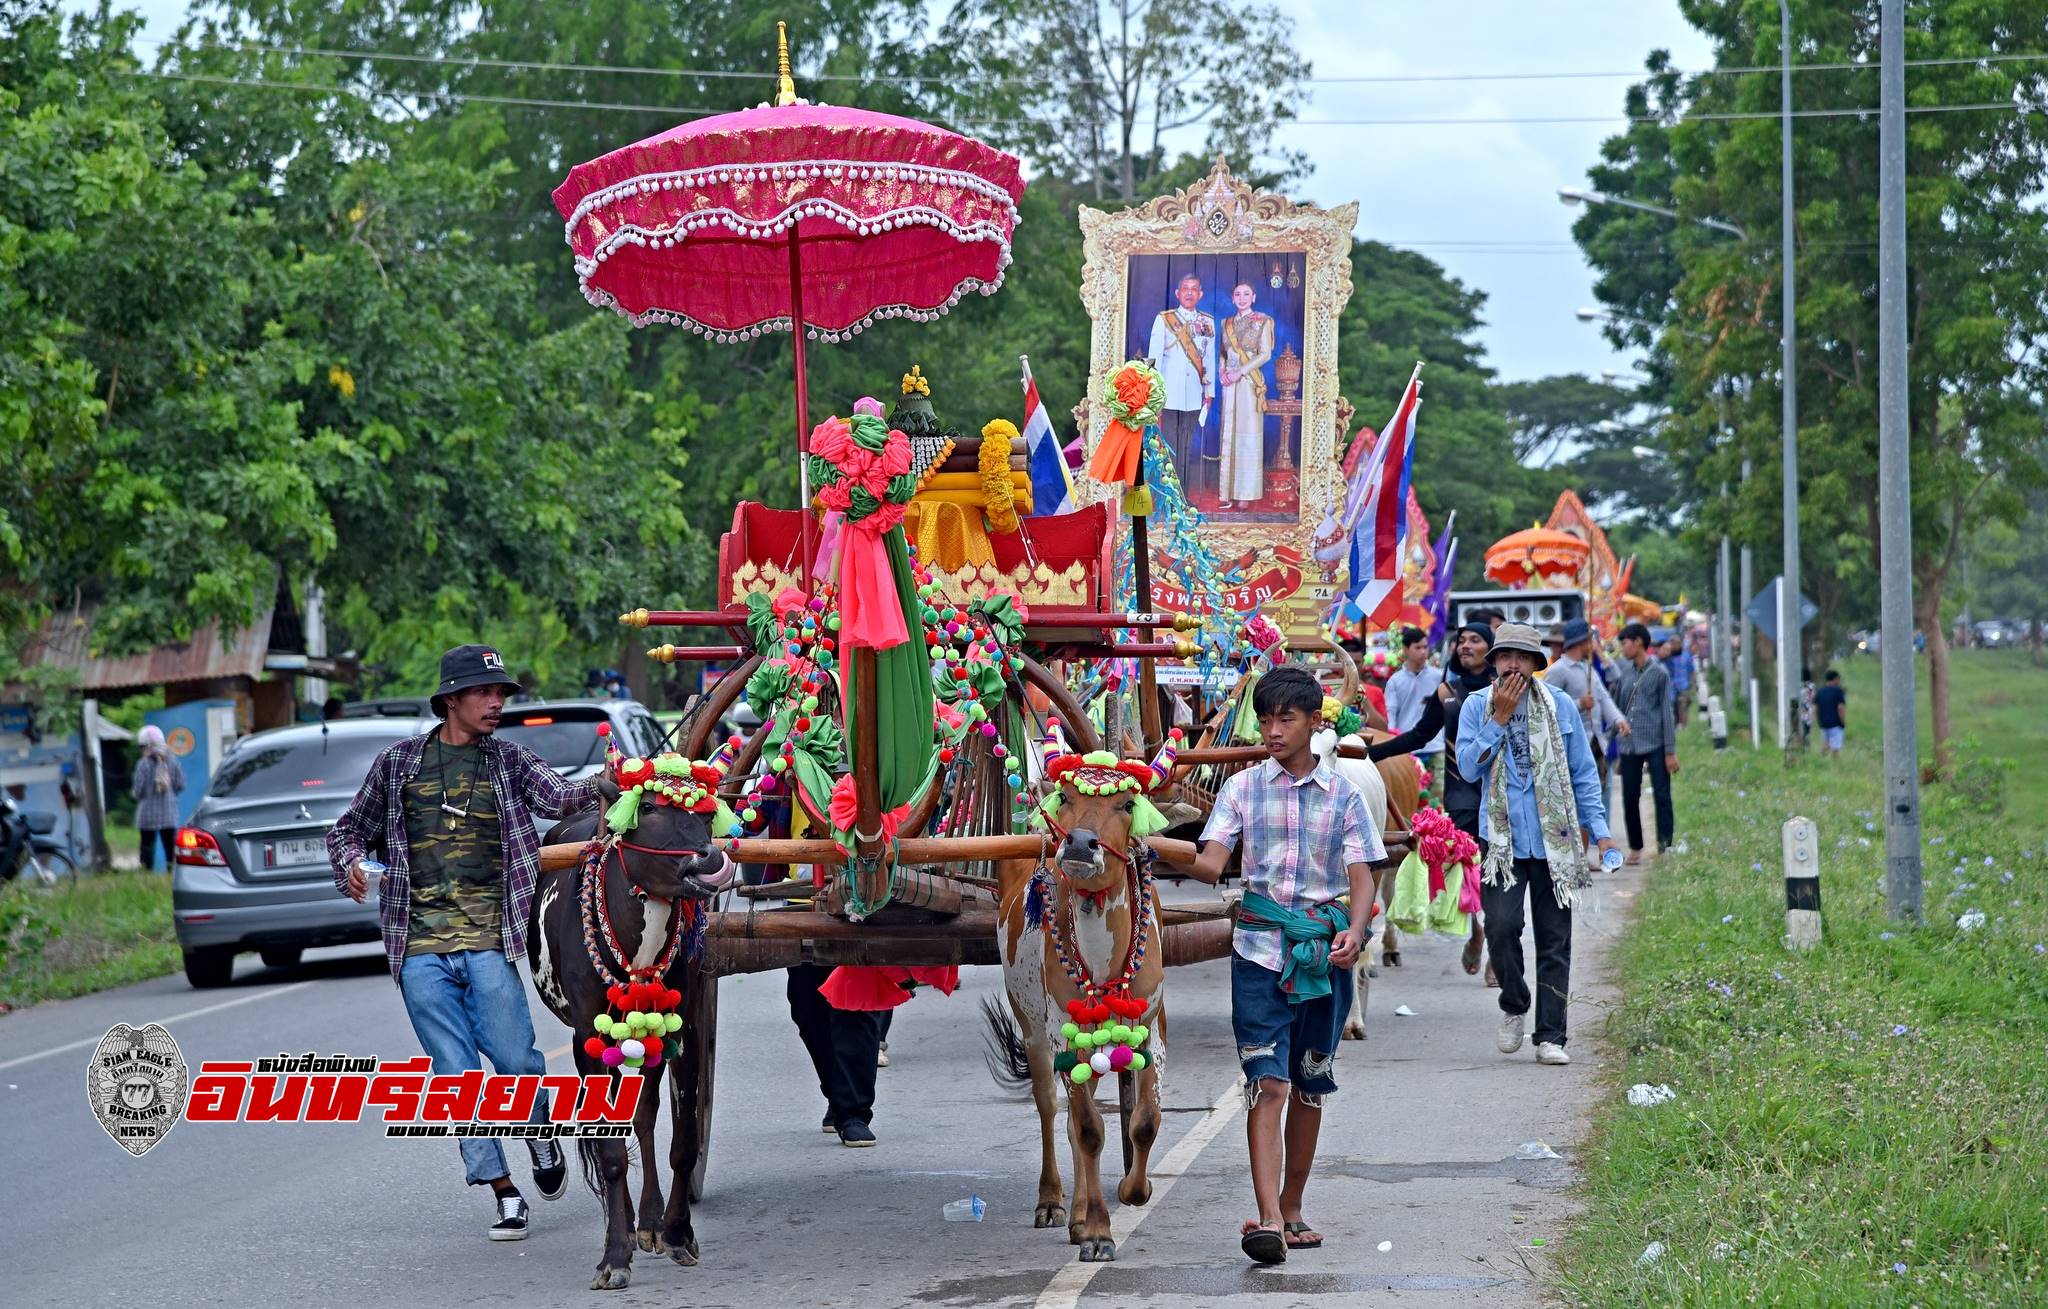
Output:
[0, 872, 179, 1009]
[1562, 649, 2048, 1306]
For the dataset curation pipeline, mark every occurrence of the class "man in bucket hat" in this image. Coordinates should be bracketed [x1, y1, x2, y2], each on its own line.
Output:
[1454, 624, 1615, 1067]
[328, 645, 616, 1240]
[1544, 617, 1628, 792]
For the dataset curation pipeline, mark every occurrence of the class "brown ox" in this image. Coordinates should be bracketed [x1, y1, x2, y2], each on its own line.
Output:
[984, 780, 1164, 1262]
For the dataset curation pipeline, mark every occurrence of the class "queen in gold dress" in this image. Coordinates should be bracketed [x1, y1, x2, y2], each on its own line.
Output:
[1216, 281, 1274, 509]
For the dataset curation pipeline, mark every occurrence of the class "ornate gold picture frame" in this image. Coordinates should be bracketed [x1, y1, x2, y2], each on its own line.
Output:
[1078, 158, 1356, 637]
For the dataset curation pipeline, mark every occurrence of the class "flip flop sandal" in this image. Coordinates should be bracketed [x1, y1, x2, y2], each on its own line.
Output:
[1485, 962, 1500, 989]
[1240, 1223, 1286, 1265]
[1284, 1222, 1323, 1249]
[1461, 939, 1483, 975]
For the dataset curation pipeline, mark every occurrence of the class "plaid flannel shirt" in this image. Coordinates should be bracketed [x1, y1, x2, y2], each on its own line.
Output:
[327, 730, 604, 983]
[1200, 757, 1383, 973]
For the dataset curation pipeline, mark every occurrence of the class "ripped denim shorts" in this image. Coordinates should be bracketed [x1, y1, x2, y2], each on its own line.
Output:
[1229, 949, 1352, 1101]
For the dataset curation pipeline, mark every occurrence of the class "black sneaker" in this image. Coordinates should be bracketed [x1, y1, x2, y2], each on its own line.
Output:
[821, 1115, 837, 1134]
[530, 1139, 567, 1201]
[837, 1120, 877, 1148]
[489, 1190, 530, 1241]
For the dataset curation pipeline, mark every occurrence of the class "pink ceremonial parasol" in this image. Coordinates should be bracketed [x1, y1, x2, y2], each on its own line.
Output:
[552, 26, 1026, 584]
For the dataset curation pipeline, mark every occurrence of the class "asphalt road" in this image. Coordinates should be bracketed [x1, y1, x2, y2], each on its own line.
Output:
[0, 866, 1640, 1309]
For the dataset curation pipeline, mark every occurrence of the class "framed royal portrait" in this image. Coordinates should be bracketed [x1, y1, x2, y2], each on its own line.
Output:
[1078, 158, 1357, 638]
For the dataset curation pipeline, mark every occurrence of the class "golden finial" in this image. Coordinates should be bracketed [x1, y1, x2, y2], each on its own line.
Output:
[648, 643, 679, 664]
[620, 608, 651, 629]
[774, 21, 797, 106]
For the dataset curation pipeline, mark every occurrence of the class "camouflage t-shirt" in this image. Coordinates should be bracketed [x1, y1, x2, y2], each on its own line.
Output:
[402, 737, 505, 956]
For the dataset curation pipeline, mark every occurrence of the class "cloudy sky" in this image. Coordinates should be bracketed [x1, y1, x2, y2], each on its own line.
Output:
[85, 1, 1715, 385]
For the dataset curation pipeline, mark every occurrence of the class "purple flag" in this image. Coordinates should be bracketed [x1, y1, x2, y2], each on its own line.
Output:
[1424, 517, 1458, 646]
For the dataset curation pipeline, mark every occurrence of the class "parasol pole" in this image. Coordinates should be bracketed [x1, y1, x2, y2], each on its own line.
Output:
[790, 229, 814, 596]
[777, 21, 815, 598]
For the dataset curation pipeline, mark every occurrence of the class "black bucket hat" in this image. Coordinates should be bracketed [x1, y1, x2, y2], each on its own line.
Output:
[431, 644, 521, 717]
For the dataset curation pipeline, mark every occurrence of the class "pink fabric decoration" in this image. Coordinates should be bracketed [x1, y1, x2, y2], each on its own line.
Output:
[827, 774, 911, 848]
[552, 104, 1025, 337]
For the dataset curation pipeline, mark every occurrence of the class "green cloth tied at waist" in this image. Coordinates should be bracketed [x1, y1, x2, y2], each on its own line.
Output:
[1238, 890, 1352, 1004]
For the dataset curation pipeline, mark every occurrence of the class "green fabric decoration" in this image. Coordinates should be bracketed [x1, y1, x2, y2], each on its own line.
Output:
[605, 788, 643, 835]
[652, 756, 690, 777]
[1239, 890, 1352, 1005]
[1081, 750, 1118, 767]
[885, 471, 918, 502]
[743, 591, 780, 656]
[1038, 790, 1064, 820]
[971, 595, 1027, 647]
[1388, 850, 1432, 934]
[848, 412, 889, 451]
[1230, 675, 1263, 743]
[714, 799, 741, 839]
[1127, 794, 1170, 839]
[840, 524, 935, 826]
[846, 486, 882, 521]
[746, 659, 793, 710]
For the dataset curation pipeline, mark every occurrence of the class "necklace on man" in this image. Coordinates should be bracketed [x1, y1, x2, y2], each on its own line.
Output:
[436, 740, 475, 829]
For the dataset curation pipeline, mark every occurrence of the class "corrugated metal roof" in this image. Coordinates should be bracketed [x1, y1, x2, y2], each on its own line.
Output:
[21, 604, 275, 693]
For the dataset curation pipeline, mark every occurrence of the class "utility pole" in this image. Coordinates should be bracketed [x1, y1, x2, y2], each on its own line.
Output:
[1877, 0, 1921, 920]
[1716, 383, 1736, 713]
[1739, 460, 1755, 743]
[1776, 0, 1802, 749]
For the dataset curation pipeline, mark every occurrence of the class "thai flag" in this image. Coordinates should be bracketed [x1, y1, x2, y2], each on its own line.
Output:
[1336, 365, 1423, 627]
[1021, 356, 1076, 517]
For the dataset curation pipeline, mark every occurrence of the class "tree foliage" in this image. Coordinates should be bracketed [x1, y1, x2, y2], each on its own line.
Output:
[1569, 0, 2048, 760]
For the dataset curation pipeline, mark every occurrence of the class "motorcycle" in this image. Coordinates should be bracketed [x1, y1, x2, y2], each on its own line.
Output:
[1, 792, 76, 883]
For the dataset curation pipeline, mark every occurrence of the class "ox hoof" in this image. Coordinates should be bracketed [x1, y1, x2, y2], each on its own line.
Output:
[1034, 1203, 1067, 1229]
[1342, 1024, 1366, 1041]
[636, 1229, 665, 1254]
[1117, 1177, 1153, 1207]
[590, 1266, 631, 1292]
[1078, 1238, 1117, 1262]
[668, 1238, 700, 1267]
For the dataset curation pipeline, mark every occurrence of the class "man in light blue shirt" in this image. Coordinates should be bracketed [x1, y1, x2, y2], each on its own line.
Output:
[1455, 623, 1614, 1067]
[1384, 627, 1445, 792]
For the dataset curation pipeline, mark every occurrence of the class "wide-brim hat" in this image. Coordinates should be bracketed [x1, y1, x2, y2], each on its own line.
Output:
[1559, 617, 1594, 649]
[1487, 622, 1550, 670]
[431, 644, 522, 716]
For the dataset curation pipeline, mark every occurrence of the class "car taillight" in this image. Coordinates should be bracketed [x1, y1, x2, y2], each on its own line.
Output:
[175, 827, 228, 867]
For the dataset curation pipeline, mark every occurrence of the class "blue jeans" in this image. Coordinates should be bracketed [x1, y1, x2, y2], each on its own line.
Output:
[1229, 951, 1352, 1100]
[399, 949, 551, 1186]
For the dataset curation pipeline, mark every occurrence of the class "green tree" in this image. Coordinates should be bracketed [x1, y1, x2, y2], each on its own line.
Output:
[1569, 0, 2048, 766]
[945, 0, 1311, 202]
[1, 3, 706, 700]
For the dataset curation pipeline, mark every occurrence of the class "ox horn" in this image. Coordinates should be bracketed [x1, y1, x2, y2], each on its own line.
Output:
[1145, 727, 1184, 790]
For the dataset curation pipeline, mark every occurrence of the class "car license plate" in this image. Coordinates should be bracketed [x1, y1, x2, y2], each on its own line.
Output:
[270, 836, 327, 868]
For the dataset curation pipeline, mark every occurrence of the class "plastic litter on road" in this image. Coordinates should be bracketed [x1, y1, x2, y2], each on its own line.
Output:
[1515, 1140, 1562, 1160]
[1957, 909, 1987, 932]
[1636, 1240, 1666, 1266]
[1393, 1004, 1419, 1017]
[1626, 1083, 1676, 1107]
[941, 1196, 986, 1222]
[1376, 1240, 1392, 1252]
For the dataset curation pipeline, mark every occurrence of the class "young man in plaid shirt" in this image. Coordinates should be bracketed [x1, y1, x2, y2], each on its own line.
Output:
[329, 644, 613, 1241]
[1168, 665, 1382, 1264]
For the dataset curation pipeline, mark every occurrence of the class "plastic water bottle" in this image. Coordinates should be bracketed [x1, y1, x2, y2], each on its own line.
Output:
[942, 1196, 986, 1222]
[1601, 847, 1624, 872]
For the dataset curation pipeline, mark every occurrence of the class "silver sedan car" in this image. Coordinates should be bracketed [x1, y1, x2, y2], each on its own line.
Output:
[171, 717, 429, 987]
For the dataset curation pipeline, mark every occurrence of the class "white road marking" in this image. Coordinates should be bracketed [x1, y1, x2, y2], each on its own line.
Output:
[1033, 1075, 1245, 1309]
[0, 981, 317, 1072]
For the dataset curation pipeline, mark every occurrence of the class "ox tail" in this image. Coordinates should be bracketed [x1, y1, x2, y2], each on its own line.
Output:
[980, 996, 1033, 1089]
[578, 1138, 607, 1199]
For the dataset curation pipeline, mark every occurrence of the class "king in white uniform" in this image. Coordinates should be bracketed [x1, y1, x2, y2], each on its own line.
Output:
[1145, 273, 1216, 494]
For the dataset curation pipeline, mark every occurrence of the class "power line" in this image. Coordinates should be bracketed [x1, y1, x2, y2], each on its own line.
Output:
[142, 37, 2048, 91]
[117, 69, 2041, 131]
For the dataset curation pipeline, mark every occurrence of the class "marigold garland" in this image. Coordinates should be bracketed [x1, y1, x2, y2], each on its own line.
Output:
[979, 418, 1021, 534]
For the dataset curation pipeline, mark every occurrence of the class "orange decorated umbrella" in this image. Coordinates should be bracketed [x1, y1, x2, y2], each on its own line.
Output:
[1483, 528, 1590, 589]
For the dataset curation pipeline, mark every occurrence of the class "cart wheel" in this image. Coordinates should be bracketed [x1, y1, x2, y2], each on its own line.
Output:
[686, 973, 718, 1203]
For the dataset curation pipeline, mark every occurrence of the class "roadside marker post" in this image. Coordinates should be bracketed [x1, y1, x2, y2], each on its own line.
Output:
[1783, 816, 1821, 950]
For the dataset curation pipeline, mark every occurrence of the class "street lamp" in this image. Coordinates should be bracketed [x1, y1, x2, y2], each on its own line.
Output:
[1558, 187, 1749, 239]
